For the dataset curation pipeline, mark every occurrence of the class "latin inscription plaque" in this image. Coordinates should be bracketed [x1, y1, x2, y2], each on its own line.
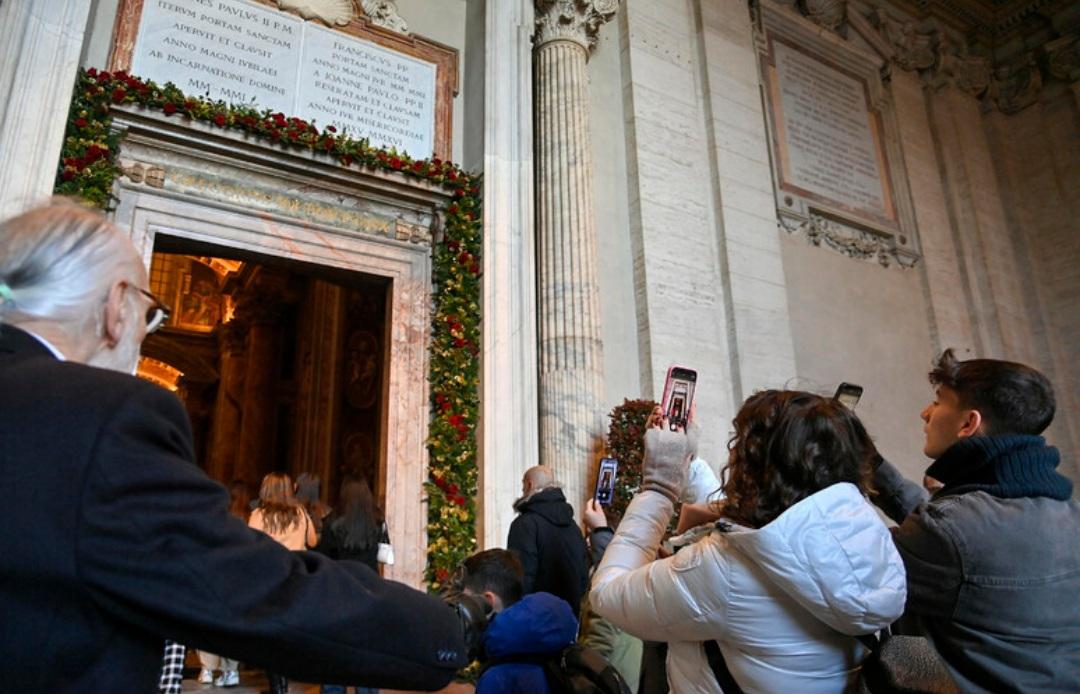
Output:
[131, 0, 437, 157]
[765, 37, 897, 229]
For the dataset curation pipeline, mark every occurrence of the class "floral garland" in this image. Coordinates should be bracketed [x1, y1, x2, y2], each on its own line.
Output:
[55, 68, 481, 589]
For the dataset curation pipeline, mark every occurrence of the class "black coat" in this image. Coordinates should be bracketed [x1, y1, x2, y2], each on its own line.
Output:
[507, 487, 589, 616]
[0, 325, 465, 692]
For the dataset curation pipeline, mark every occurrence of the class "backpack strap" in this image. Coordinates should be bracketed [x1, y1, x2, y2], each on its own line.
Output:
[703, 640, 745, 694]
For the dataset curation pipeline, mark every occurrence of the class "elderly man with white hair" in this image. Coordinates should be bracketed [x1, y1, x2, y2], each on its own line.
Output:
[0, 199, 470, 691]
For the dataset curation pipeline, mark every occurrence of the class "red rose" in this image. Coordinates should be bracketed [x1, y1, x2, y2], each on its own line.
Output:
[448, 415, 463, 427]
[448, 171, 458, 181]
[469, 263, 480, 275]
[340, 155, 353, 167]
[86, 67, 98, 78]
[213, 113, 226, 127]
[412, 161, 425, 173]
[452, 495, 467, 507]
[448, 204, 458, 215]
[448, 484, 459, 495]
[453, 338, 466, 348]
[73, 118, 88, 128]
[440, 400, 452, 412]
[98, 71, 111, 82]
[432, 158, 442, 168]
[435, 567, 449, 582]
[61, 170, 76, 181]
[163, 103, 177, 115]
[457, 252, 470, 265]
[445, 314, 458, 324]
[111, 87, 127, 103]
[390, 157, 403, 170]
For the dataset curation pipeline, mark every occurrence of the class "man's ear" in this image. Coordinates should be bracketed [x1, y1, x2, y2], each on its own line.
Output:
[959, 408, 983, 438]
[101, 280, 128, 347]
[481, 590, 502, 613]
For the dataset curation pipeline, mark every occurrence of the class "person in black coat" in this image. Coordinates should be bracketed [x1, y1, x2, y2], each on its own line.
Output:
[0, 199, 468, 691]
[506, 465, 589, 617]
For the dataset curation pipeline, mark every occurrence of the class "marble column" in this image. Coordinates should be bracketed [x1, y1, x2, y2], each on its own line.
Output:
[290, 280, 345, 486]
[534, 0, 617, 513]
[234, 284, 287, 486]
[0, 0, 93, 218]
[479, 0, 539, 549]
[206, 320, 248, 484]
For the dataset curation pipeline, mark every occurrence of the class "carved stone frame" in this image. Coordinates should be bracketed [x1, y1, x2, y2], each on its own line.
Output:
[108, 0, 459, 160]
[756, 1, 920, 267]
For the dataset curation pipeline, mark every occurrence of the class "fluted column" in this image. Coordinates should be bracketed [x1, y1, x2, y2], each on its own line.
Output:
[0, 0, 92, 217]
[534, 0, 617, 514]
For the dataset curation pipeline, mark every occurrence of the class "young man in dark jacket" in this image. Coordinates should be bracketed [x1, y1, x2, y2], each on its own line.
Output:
[459, 549, 579, 694]
[873, 350, 1080, 692]
[507, 466, 590, 617]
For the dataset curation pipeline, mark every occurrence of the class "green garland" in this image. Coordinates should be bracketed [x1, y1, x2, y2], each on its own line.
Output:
[56, 68, 481, 589]
[605, 398, 657, 518]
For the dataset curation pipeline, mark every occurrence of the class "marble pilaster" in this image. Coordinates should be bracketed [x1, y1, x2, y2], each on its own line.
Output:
[534, 0, 616, 514]
[290, 280, 345, 485]
[206, 320, 247, 484]
[0, 0, 92, 218]
[479, 0, 540, 548]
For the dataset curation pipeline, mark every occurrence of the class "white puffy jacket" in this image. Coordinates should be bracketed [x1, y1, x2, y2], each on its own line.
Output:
[590, 482, 906, 693]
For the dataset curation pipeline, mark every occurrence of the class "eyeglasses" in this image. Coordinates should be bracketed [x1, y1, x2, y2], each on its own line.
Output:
[132, 286, 172, 333]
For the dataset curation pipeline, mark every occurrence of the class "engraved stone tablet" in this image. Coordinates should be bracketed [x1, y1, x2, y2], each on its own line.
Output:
[128, 0, 437, 157]
[765, 37, 897, 229]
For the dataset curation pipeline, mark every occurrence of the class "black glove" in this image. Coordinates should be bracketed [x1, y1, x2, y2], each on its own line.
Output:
[443, 591, 492, 662]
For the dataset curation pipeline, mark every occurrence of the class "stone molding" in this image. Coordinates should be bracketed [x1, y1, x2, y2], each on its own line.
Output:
[533, 0, 618, 54]
[360, 0, 409, 34]
[778, 213, 914, 268]
[276, 0, 355, 26]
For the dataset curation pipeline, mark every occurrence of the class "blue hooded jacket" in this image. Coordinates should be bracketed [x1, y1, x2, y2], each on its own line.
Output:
[476, 592, 579, 694]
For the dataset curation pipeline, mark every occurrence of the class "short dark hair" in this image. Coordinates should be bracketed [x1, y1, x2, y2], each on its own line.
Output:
[929, 348, 1055, 435]
[461, 549, 523, 607]
[720, 390, 876, 529]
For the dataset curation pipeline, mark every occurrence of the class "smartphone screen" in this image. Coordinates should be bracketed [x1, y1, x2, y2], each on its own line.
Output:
[834, 382, 863, 409]
[661, 366, 697, 430]
[595, 458, 618, 505]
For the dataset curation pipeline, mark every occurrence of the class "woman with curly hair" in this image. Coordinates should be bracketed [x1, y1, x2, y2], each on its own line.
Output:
[590, 390, 906, 693]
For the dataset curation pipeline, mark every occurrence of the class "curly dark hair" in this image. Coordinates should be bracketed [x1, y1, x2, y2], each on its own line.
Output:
[719, 390, 876, 529]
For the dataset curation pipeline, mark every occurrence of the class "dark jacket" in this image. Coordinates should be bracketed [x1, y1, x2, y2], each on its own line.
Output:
[507, 487, 590, 616]
[874, 435, 1080, 693]
[0, 325, 466, 692]
[477, 592, 579, 694]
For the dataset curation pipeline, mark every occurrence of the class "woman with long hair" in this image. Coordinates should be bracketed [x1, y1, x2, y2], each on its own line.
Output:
[313, 477, 385, 694]
[590, 390, 906, 693]
[248, 472, 316, 694]
[315, 477, 384, 572]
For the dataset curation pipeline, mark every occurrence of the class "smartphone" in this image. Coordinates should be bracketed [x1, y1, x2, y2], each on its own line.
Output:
[661, 366, 697, 430]
[594, 458, 618, 505]
[834, 382, 863, 409]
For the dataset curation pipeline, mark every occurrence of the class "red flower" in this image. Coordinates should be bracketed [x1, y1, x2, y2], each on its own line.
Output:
[184, 99, 198, 111]
[73, 118, 88, 128]
[432, 158, 442, 168]
[453, 338, 466, 348]
[61, 170, 76, 181]
[111, 87, 127, 103]
[469, 263, 480, 275]
[412, 161, 425, 173]
[452, 495, 467, 507]
[445, 314, 458, 324]
[446, 240, 460, 252]
[448, 484, 459, 495]
[457, 252, 470, 265]
[448, 415, 464, 427]
[448, 204, 458, 215]
[390, 156, 403, 170]
[440, 400, 452, 413]
[163, 103, 177, 115]
[435, 567, 450, 582]
[326, 125, 337, 133]
[213, 113, 226, 127]
[86, 67, 98, 78]
[340, 155, 354, 167]
[98, 71, 112, 82]
[448, 171, 458, 181]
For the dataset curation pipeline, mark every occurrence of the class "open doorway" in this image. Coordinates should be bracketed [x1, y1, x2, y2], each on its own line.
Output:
[137, 234, 390, 513]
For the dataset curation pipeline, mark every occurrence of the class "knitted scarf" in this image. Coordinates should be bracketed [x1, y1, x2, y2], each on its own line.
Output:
[927, 434, 1073, 501]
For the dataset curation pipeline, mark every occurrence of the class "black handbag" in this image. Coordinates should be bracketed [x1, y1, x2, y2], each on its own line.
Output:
[856, 628, 958, 694]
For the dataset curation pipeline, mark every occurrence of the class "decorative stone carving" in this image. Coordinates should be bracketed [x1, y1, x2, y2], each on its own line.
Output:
[798, 0, 846, 33]
[780, 214, 905, 267]
[1043, 34, 1080, 83]
[991, 54, 1043, 114]
[869, 8, 936, 71]
[929, 34, 991, 98]
[534, 0, 618, 53]
[276, 0, 355, 26]
[360, 0, 409, 34]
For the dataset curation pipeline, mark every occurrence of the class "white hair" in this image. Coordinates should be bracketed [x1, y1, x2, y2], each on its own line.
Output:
[0, 198, 140, 336]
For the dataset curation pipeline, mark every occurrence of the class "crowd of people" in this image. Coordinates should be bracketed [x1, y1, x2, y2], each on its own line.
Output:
[1, 197, 1078, 694]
